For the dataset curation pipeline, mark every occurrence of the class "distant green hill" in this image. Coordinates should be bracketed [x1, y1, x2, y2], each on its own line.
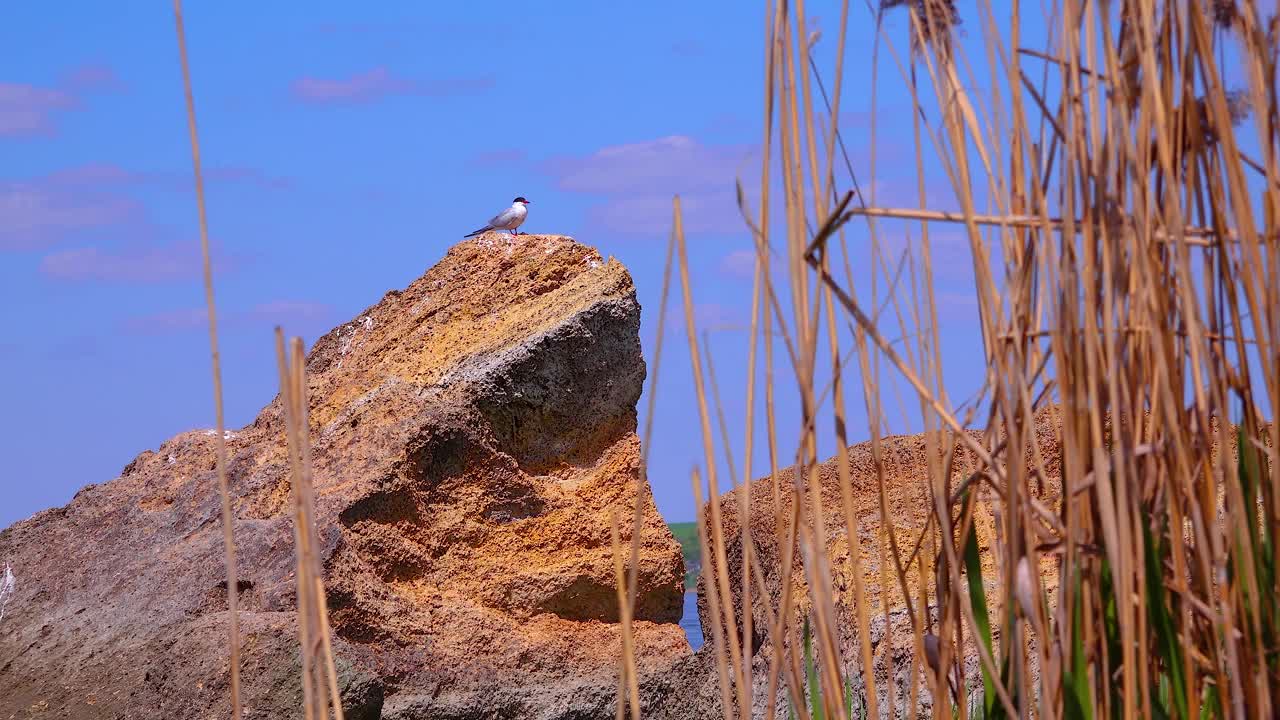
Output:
[668, 521, 700, 590]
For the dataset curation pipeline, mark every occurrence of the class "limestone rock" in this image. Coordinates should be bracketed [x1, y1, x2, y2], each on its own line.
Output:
[0, 234, 688, 719]
[648, 410, 1069, 719]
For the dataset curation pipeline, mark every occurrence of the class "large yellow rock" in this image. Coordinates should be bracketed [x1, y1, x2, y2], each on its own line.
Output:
[0, 234, 688, 719]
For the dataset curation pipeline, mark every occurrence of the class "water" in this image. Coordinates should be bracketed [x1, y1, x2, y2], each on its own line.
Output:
[679, 592, 703, 649]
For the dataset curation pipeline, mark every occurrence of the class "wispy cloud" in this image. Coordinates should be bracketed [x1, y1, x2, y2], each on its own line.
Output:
[59, 64, 126, 93]
[545, 135, 751, 194]
[122, 307, 210, 335]
[660, 302, 751, 337]
[43, 162, 291, 192]
[2, 163, 288, 252]
[544, 133, 917, 239]
[582, 190, 746, 236]
[869, 176, 959, 212]
[39, 163, 135, 186]
[291, 67, 494, 105]
[0, 82, 76, 137]
[39, 239, 244, 284]
[0, 63, 123, 138]
[0, 181, 141, 251]
[543, 135, 758, 236]
[291, 68, 411, 104]
[124, 300, 335, 336]
[247, 300, 334, 325]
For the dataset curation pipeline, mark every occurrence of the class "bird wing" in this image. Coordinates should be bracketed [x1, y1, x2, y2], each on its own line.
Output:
[488, 206, 520, 227]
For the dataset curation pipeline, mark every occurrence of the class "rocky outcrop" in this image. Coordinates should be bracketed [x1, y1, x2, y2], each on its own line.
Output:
[648, 408, 1271, 718]
[648, 409, 1069, 719]
[0, 234, 689, 719]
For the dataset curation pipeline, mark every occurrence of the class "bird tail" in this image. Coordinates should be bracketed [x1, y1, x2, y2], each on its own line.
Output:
[464, 226, 493, 238]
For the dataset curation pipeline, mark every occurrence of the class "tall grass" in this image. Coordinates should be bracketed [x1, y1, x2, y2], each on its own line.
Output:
[617, 0, 1280, 717]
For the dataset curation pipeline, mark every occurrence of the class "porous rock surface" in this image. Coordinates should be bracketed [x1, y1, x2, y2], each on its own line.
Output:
[647, 408, 1271, 719]
[0, 234, 688, 719]
[645, 409, 1070, 719]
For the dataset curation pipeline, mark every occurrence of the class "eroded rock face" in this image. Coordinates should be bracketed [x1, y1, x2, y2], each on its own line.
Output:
[647, 410, 1069, 719]
[643, 400, 1274, 718]
[0, 235, 688, 720]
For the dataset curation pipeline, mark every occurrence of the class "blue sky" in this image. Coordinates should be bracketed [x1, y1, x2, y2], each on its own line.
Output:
[7, 2, 1263, 528]
[0, 2, 776, 526]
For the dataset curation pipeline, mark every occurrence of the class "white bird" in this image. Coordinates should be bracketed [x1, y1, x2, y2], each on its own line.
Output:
[464, 196, 531, 237]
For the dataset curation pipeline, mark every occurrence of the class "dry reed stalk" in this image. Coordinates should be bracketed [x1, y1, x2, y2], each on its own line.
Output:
[692, 468, 740, 718]
[610, 513, 642, 719]
[733, 8, 817, 710]
[275, 332, 346, 720]
[613, 211, 679, 720]
[785, 9, 865, 718]
[843, 206, 1229, 244]
[171, 2, 241, 715]
[676, 195, 754, 719]
[703, 329, 759, 715]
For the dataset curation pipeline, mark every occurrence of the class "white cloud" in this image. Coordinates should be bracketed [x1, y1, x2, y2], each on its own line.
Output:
[39, 239, 243, 283]
[544, 135, 754, 195]
[583, 189, 753, 237]
[0, 182, 140, 251]
[123, 301, 334, 336]
[540, 135, 774, 237]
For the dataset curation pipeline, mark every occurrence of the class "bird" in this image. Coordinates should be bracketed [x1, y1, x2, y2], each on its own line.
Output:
[464, 197, 531, 238]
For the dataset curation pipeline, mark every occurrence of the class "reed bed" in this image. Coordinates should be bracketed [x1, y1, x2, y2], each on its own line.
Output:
[615, 0, 1280, 718]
